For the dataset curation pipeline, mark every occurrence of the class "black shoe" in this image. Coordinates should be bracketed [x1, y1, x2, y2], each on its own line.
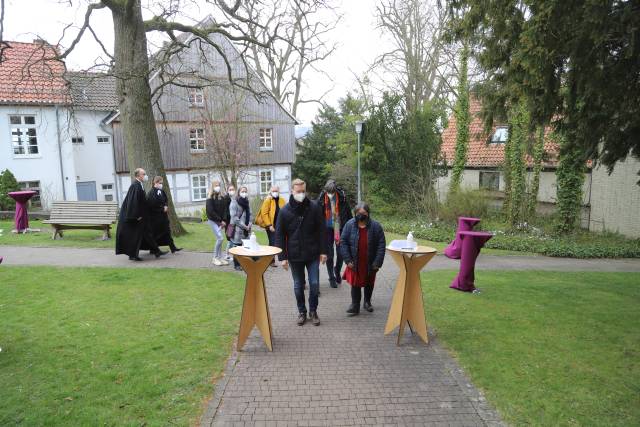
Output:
[234, 265, 243, 271]
[309, 311, 320, 326]
[155, 250, 168, 258]
[297, 313, 307, 326]
[170, 247, 183, 253]
[334, 267, 342, 284]
[129, 256, 143, 262]
[329, 280, 337, 288]
[346, 304, 360, 316]
[363, 301, 374, 312]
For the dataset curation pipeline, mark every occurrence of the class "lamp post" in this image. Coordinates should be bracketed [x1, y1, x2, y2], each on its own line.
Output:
[355, 121, 363, 203]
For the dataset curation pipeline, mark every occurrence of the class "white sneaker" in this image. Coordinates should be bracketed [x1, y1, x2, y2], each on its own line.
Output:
[225, 254, 233, 261]
[220, 259, 230, 266]
[212, 257, 223, 266]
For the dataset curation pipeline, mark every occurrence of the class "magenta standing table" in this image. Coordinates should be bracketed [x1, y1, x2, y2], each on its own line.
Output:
[444, 217, 481, 259]
[8, 191, 37, 233]
[450, 231, 493, 292]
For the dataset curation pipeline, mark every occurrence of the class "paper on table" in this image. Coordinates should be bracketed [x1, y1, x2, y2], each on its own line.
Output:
[241, 239, 261, 252]
[389, 239, 417, 250]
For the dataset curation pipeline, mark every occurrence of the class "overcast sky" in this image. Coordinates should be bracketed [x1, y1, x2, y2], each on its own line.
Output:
[3, 0, 393, 125]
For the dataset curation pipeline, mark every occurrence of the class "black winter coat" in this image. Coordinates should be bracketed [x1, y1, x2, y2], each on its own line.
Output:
[206, 195, 230, 223]
[145, 188, 173, 246]
[275, 196, 325, 262]
[339, 218, 386, 276]
[316, 188, 352, 232]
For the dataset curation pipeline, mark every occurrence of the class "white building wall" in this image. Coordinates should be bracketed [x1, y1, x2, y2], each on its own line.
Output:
[0, 105, 78, 209]
[68, 110, 117, 202]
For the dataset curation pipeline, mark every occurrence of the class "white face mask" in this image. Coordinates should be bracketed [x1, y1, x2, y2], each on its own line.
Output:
[142, 175, 149, 182]
[293, 192, 306, 203]
[228, 190, 235, 197]
[239, 192, 248, 198]
[213, 186, 221, 193]
[155, 184, 163, 190]
[271, 191, 279, 198]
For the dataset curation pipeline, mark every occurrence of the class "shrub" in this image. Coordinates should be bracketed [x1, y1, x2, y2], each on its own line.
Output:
[0, 169, 20, 210]
[439, 189, 489, 224]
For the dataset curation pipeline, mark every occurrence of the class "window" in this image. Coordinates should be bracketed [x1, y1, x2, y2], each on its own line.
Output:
[97, 136, 111, 144]
[10, 115, 38, 156]
[104, 194, 114, 201]
[259, 170, 273, 195]
[72, 136, 84, 144]
[479, 171, 500, 191]
[191, 174, 207, 201]
[259, 128, 273, 151]
[189, 128, 206, 152]
[490, 126, 508, 143]
[188, 88, 204, 106]
[18, 180, 41, 207]
[101, 184, 113, 191]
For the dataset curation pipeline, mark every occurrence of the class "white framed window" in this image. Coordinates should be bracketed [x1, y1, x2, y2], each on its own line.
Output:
[72, 136, 84, 144]
[10, 115, 39, 156]
[188, 88, 204, 106]
[104, 194, 114, 201]
[479, 171, 500, 191]
[259, 128, 273, 151]
[189, 128, 206, 152]
[97, 136, 111, 144]
[490, 126, 508, 143]
[259, 169, 273, 195]
[18, 180, 41, 207]
[191, 174, 207, 201]
[101, 183, 113, 191]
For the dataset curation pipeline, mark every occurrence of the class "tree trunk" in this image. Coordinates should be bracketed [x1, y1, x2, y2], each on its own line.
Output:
[111, 1, 186, 236]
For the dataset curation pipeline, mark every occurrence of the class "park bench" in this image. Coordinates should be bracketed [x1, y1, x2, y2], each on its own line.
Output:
[43, 201, 118, 240]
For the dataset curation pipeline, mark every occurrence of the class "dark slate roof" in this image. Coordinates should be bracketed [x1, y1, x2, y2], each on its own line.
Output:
[66, 71, 118, 111]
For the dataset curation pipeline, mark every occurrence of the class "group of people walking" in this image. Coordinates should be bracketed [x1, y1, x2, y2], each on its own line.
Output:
[116, 171, 387, 326]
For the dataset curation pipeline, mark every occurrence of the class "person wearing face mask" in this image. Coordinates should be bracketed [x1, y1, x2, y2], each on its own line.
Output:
[339, 202, 386, 316]
[228, 186, 253, 271]
[316, 179, 353, 288]
[256, 185, 286, 266]
[275, 178, 327, 326]
[206, 180, 230, 266]
[116, 168, 167, 261]
[145, 176, 182, 254]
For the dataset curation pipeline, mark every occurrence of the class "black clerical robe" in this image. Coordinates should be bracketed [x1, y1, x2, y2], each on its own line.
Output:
[115, 180, 158, 257]
[145, 187, 175, 247]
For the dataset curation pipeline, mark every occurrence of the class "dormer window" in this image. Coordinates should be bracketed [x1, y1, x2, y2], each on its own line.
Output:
[490, 126, 508, 143]
[188, 88, 204, 106]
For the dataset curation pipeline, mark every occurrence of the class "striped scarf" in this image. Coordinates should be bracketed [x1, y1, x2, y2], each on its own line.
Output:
[324, 192, 339, 227]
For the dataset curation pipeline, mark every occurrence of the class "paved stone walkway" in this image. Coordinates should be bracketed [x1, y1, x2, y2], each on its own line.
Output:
[2, 246, 639, 426]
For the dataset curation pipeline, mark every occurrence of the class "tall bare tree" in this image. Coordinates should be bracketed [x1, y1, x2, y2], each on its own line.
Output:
[11, 0, 276, 235]
[239, 0, 340, 117]
[374, 0, 459, 111]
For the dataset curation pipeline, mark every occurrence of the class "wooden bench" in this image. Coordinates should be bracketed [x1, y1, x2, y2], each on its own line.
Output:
[43, 201, 118, 240]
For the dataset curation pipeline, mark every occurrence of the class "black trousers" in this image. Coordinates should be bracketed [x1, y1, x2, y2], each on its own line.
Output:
[351, 285, 373, 305]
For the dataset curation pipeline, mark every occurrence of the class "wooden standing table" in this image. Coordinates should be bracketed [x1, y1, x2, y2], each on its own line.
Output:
[385, 246, 437, 345]
[229, 246, 282, 352]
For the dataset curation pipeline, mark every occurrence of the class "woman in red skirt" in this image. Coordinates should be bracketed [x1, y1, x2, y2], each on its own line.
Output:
[339, 202, 386, 316]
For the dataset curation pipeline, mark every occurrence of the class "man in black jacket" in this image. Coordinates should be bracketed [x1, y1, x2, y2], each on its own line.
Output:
[275, 178, 327, 326]
[316, 179, 352, 287]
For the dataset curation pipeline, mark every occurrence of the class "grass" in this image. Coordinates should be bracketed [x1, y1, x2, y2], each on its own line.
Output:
[0, 266, 245, 426]
[0, 219, 521, 256]
[423, 270, 640, 426]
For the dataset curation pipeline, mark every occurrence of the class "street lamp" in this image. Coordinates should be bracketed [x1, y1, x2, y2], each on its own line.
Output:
[355, 121, 364, 203]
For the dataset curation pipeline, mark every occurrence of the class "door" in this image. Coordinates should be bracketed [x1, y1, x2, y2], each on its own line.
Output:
[76, 181, 97, 201]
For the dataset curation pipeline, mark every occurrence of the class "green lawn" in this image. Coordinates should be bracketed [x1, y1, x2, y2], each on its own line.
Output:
[0, 219, 521, 256]
[0, 266, 244, 426]
[423, 270, 640, 426]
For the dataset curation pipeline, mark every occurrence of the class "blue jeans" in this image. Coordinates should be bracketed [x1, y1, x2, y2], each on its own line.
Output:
[207, 220, 224, 258]
[289, 259, 320, 314]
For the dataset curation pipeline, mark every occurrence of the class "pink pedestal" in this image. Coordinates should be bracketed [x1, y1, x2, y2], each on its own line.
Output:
[450, 231, 493, 292]
[444, 217, 481, 259]
[8, 191, 37, 232]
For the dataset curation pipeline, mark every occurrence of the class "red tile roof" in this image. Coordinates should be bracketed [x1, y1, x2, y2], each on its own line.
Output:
[0, 41, 70, 105]
[441, 99, 560, 169]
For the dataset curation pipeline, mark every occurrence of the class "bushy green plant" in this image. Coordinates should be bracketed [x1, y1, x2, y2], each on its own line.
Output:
[0, 169, 20, 210]
[439, 189, 490, 224]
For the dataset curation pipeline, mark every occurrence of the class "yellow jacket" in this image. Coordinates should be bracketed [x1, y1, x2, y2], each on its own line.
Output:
[255, 195, 286, 228]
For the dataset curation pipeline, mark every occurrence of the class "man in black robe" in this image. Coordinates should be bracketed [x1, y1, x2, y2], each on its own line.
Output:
[146, 176, 182, 253]
[115, 168, 167, 261]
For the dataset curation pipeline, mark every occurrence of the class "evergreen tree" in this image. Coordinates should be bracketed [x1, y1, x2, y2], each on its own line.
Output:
[449, 44, 470, 193]
[0, 169, 20, 211]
